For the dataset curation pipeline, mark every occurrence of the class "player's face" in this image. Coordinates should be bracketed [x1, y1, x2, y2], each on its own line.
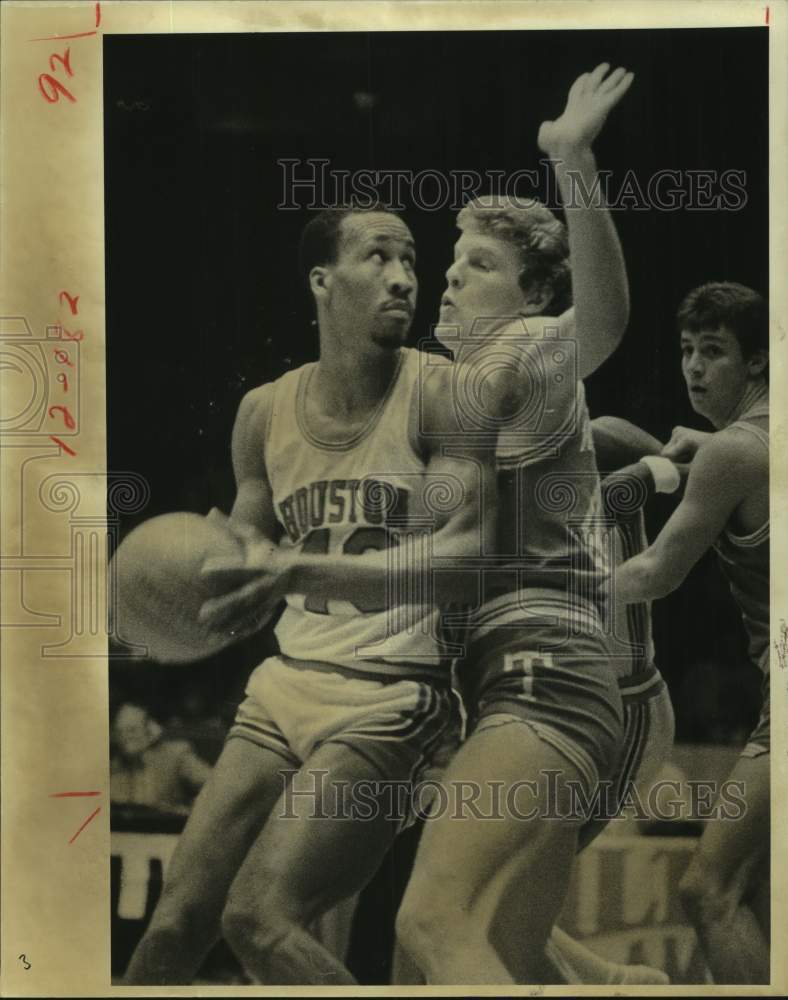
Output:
[437, 230, 530, 348]
[680, 326, 750, 426]
[327, 213, 417, 349]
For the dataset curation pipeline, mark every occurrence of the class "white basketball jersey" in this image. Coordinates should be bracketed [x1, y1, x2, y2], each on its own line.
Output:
[264, 348, 449, 680]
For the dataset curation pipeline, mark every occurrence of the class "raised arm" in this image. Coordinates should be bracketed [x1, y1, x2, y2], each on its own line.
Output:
[540, 64, 634, 378]
[613, 431, 758, 602]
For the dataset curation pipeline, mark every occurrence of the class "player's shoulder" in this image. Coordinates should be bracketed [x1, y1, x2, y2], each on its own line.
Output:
[694, 425, 766, 480]
[235, 383, 274, 435]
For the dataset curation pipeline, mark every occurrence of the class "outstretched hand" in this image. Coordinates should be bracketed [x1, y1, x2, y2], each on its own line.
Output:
[661, 426, 712, 463]
[538, 63, 634, 159]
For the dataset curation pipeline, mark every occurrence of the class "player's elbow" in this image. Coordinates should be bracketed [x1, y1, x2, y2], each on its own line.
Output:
[642, 554, 684, 600]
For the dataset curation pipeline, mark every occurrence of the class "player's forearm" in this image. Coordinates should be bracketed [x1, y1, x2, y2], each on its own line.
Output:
[552, 150, 628, 374]
[614, 547, 682, 603]
[592, 416, 664, 474]
[284, 524, 484, 607]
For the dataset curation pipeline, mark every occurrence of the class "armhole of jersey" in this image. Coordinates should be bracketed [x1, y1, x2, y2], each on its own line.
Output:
[728, 420, 769, 456]
[407, 351, 436, 466]
[499, 377, 583, 468]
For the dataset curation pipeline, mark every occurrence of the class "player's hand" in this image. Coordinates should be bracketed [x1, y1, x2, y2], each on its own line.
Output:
[537, 63, 634, 159]
[199, 523, 290, 639]
[661, 426, 711, 462]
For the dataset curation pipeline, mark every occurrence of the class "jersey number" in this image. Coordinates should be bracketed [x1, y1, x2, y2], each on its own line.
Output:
[301, 526, 396, 615]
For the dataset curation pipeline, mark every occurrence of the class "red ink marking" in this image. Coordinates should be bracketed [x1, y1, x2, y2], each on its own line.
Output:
[50, 791, 100, 798]
[38, 74, 76, 103]
[766, 6, 769, 23]
[49, 48, 73, 77]
[57, 372, 70, 392]
[49, 436, 77, 456]
[68, 806, 101, 844]
[58, 292, 80, 315]
[61, 325, 84, 341]
[54, 349, 74, 366]
[96, 3, 102, 28]
[30, 30, 98, 42]
[49, 405, 76, 429]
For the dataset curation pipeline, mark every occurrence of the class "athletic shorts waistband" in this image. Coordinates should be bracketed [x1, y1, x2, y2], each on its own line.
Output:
[277, 653, 449, 688]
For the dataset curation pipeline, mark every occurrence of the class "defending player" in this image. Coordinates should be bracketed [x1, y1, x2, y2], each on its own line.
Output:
[124, 206, 495, 985]
[394, 65, 635, 984]
[615, 282, 770, 984]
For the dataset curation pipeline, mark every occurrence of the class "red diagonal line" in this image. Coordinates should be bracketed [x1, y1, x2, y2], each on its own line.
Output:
[50, 791, 101, 798]
[69, 806, 101, 844]
[50, 436, 77, 456]
[29, 30, 98, 41]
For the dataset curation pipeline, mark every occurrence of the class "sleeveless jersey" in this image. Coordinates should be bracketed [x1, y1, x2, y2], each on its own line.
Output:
[713, 402, 769, 673]
[264, 347, 449, 682]
[472, 353, 608, 636]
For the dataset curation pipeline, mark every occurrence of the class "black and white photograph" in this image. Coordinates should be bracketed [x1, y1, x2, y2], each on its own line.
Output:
[0, 2, 784, 994]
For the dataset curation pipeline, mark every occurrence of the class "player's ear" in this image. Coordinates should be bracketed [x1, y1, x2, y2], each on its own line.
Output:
[746, 349, 768, 379]
[519, 281, 553, 317]
[309, 266, 332, 301]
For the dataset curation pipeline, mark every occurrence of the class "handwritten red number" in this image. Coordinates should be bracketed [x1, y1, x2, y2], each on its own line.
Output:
[58, 291, 80, 315]
[96, 3, 102, 28]
[48, 405, 76, 430]
[49, 48, 73, 76]
[57, 372, 70, 392]
[38, 74, 76, 104]
[54, 349, 74, 367]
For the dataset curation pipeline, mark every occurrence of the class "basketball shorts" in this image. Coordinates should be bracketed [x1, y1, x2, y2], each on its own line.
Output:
[457, 599, 624, 800]
[742, 669, 770, 758]
[579, 664, 675, 845]
[228, 654, 452, 785]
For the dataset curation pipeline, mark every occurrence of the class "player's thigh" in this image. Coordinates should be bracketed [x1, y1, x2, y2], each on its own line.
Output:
[405, 720, 583, 915]
[686, 752, 769, 891]
[155, 737, 295, 916]
[227, 739, 399, 923]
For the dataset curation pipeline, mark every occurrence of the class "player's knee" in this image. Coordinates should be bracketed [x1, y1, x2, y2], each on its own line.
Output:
[679, 859, 728, 928]
[396, 885, 454, 966]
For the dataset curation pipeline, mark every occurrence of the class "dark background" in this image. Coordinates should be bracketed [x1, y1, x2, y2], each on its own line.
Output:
[105, 27, 767, 747]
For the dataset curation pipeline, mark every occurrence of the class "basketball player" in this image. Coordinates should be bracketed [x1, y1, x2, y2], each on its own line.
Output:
[615, 282, 770, 984]
[394, 64, 636, 984]
[536, 418, 680, 986]
[124, 205, 497, 985]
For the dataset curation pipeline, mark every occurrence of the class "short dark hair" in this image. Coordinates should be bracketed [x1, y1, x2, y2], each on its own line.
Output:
[676, 282, 768, 362]
[456, 196, 572, 315]
[297, 203, 402, 281]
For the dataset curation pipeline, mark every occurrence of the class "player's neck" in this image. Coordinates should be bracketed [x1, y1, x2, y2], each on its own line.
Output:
[721, 379, 768, 428]
[312, 344, 402, 417]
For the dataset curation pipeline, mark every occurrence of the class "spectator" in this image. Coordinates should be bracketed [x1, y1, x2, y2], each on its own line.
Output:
[111, 702, 211, 815]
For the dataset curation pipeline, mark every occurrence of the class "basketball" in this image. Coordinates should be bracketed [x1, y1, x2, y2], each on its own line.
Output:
[110, 511, 245, 663]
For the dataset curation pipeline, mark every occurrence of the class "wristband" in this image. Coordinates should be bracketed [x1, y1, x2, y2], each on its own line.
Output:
[640, 455, 681, 495]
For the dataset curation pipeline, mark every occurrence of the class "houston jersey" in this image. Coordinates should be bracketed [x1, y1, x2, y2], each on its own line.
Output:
[263, 348, 449, 681]
[714, 402, 769, 673]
